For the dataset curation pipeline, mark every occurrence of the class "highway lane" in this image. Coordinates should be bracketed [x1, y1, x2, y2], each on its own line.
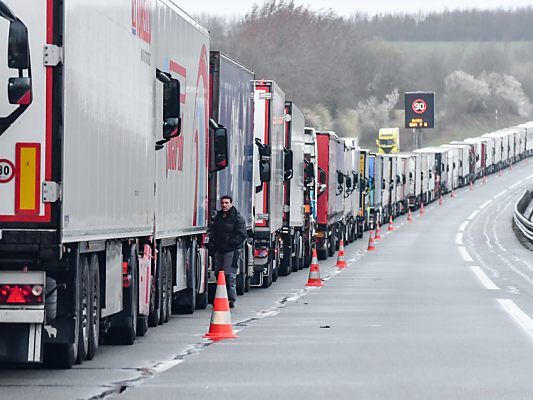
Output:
[115, 160, 533, 400]
[1, 160, 532, 400]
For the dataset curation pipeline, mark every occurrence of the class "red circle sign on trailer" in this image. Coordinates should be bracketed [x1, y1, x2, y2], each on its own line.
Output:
[0, 159, 15, 183]
[412, 98, 427, 114]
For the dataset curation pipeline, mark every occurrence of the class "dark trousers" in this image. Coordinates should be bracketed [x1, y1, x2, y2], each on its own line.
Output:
[214, 249, 241, 303]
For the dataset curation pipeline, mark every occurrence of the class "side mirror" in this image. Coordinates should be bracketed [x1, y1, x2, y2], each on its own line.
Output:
[337, 170, 344, 185]
[318, 167, 327, 185]
[318, 183, 327, 196]
[259, 159, 271, 183]
[402, 175, 406, 185]
[382, 179, 386, 190]
[304, 160, 315, 184]
[396, 175, 401, 185]
[409, 172, 413, 179]
[345, 176, 352, 190]
[283, 148, 293, 181]
[213, 126, 229, 171]
[255, 138, 271, 183]
[352, 171, 359, 186]
[8, 20, 30, 69]
[8, 77, 31, 105]
[162, 78, 181, 140]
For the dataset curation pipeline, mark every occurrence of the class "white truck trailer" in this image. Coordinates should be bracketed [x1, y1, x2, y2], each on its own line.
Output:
[252, 80, 285, 287]
[0, 0, 215, 367]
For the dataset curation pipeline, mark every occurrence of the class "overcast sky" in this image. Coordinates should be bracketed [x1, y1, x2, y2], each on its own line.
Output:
[179, 0, 533, 17]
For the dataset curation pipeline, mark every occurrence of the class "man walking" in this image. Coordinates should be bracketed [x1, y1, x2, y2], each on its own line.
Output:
[211, 195, 247, 308]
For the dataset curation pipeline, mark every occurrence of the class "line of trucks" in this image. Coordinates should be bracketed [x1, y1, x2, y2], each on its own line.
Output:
[0, 0, 532, 367]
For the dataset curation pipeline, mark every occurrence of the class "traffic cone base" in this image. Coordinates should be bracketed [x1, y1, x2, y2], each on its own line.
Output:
[387, 216, 394, 231]
[375, 223, 382, 241]
[367, 230, 376, 251]
[204, 271, 238, 341]
[439, 195, 443, 206]
[420, 203, 425, 216]
[336, 240, 348, 268]
[407, 209, 413, 222]
[306, 249, 323, 287]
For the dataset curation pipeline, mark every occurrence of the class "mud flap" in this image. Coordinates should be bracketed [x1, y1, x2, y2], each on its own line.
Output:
[0, 323, 42, 363]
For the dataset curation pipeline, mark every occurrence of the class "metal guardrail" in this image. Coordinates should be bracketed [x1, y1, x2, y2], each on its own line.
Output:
[514, 190, 533, 243]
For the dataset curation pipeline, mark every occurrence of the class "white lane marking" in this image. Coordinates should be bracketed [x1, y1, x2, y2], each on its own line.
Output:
[459, 221, 469, 232]
[498, 299, 533, 340]
[468, 210, 480, 220]
[494, 189, 508, 199]
[458, 246, 474, 262]
[470, 266, 500, 290]
[509, 180, 523, 189]
[153, 360, 184, 374]
[456, 232, 464, 245]
[480, 199, 493, 209]
[527, 174, 533, 180]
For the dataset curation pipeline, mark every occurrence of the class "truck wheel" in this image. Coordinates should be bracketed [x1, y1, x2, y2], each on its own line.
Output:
[76, 255, 90, 364]
[109, 247, 139, 344]
[86, 254, 100, 360]
[272, 242, 279, 282]
[236, 272, 245, 295]
[279, 240, 292, 276]
[261, 263, 273, 288]
[159, 249, 169, 324]
[148, 249, 163, 327]
[245, 273, 251, 292]
[291, 232, 301, 272]
[327, 233, 335, 257]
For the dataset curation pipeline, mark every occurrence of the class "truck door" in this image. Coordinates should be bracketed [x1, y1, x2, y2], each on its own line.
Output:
[0, 1, 52, 225]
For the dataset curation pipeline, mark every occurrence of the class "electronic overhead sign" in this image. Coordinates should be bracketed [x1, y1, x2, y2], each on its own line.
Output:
[405, 92, 435, 129]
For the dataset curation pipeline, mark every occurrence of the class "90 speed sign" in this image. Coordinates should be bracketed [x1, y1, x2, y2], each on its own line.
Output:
[405, 92, 434, 129]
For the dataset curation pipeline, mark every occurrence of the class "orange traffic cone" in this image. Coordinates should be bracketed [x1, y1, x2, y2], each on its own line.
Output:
[470, 181, 474, 191]
[407, 209, 413, 222]
[387, 215, 394, 231]
[305, 249, 323, 287]
[375, 222, 382, 241]
[439, 195, 443, 206]
[204, 271, 238, 341]
[510, 163, 513, 171]
[451, 190, 456, 198]
[420, 202, 425, 216]
[367, 230, 376, 251]
[336, 240, 348, 268]
[498, 169, 502, 177]
[483, 174, 487, 184]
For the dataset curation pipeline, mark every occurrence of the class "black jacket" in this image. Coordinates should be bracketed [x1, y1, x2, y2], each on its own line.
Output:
[211, 207, 247, 253]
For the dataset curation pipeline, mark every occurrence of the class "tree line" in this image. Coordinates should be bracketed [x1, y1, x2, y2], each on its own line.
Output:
[199, 1, 533, 148]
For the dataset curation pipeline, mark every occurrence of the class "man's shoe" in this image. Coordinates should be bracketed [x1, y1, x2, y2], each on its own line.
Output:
[229, 301, 235, 309]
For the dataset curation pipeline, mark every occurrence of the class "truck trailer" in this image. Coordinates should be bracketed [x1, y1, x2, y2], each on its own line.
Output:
[0, 0, 219, 366]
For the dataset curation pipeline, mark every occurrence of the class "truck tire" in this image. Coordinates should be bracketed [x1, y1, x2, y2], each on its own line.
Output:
[45, 342, 78, 369]
[160, 249, 170, 324]
[195, 247, 208, 309]
[278, 239, 292, 276]
[76, 255, 90, 364]
[148, 248, 163, 326]
[86, 254, 100, 361]
[327, 233, 335, 257]
[261, 262, 273, 288]
[109, 246, 138, 344]
[291, 232, 301, 272]
[236, 272, 245, 295]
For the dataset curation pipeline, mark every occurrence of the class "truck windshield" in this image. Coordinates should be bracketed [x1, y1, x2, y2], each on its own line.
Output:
[379, 139, 395, 146]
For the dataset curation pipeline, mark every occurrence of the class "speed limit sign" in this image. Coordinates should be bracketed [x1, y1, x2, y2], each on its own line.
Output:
[412, 99, 427, 114]
[0, 159, 15, 183]
[405, 92, 434, 129]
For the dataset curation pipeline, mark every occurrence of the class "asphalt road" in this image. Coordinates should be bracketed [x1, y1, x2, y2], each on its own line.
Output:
[1, 160, 533, 400]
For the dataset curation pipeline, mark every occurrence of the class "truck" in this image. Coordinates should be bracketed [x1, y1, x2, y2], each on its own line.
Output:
[0, 0, 221, 366]
[251, 80, 285, 287]
[315, 131, 344, 259]
[376, 127, 400, 154]
[208, 51, 254, 296]
[303, 127, 319, 268]
[278, 101, 306, 275]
